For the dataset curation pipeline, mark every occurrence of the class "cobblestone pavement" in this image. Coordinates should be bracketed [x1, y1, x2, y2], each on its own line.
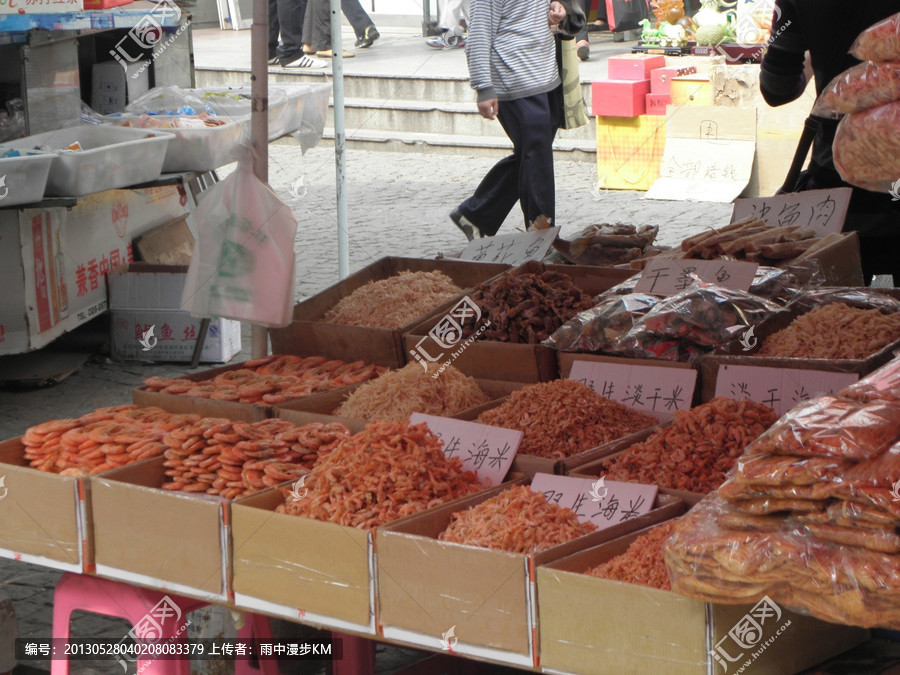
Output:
[0, 143, 731, 674]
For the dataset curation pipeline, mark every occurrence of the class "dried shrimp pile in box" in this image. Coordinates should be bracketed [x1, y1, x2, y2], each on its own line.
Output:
[586, 520, 678, 590]
[162, 418, 351, 499]
[664, 358, 900, 629]
[276, 421, 482, 529]
[476, 380, 656, 460]
[756, 303, 900, 360]
[826, 12, 900, 190]
[143, 355, 387, 405]
[322, 270, 463, 328]
[334, 363, 489, 421]
[23, 405, 197, 476]
[460, 263, 594, 344]
[438, 485, 596, 554]
[598, 398, 778, 494]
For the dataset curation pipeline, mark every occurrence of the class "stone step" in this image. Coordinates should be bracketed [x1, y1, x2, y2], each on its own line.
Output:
[332, 97, 596, 141]
[302, 128, 597, 162]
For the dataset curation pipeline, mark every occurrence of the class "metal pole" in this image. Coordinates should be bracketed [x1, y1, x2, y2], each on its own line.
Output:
[250, 0, 270, 357]
[329, 0, 349, 279]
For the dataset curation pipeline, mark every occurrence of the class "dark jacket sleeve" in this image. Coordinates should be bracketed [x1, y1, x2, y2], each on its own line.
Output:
[759, 0, 806, 106]
[557, 0, 587, 37]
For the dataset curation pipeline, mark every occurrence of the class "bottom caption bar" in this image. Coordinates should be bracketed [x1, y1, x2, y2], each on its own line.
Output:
[16, 639, 342, 661]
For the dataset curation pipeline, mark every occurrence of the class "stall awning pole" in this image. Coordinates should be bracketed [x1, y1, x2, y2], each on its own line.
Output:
[329, 0, 349, 279]
[250, 0, 270, 358]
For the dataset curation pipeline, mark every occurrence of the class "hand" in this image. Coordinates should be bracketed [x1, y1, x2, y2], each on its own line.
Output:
[478, 98, 498, 120]
[548, 1, 567, 27]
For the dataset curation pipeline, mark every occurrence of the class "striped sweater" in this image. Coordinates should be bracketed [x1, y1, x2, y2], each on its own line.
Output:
[466, 0, 561, 102]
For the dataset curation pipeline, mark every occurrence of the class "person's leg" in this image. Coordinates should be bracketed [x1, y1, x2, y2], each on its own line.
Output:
[501, 92, 558, 228]
[268, 0, 280, 59]
[456, 154, 520, 236]
[342, 0, 377, 43]
[277, 0, 308, 64]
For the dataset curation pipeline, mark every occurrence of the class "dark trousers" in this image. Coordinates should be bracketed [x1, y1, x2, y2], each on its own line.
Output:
[576, 0, 606, 42]
[342, 0, 375, 38]
[458, 91, 561, 236]
[269, 0, 279, 57]
[276, 0, 308, 63]
[303, 0, 374, 50]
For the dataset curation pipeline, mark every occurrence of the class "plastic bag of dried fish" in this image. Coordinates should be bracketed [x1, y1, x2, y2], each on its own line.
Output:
[543, 292, 660, 352]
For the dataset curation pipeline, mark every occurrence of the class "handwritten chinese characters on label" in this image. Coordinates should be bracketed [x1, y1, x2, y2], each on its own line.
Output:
[634, 258, 758, 296]
[731, 188, 851, 237]
[459, 229, 558, 267]
[530, 473, 658, 530]
[410, 413, 522, 487]
[568, 359, 697, 422]
[715, 364, 859, 417]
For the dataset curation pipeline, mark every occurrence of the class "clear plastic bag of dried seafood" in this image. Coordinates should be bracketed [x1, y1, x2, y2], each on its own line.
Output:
[787, 286, 900, 314]
[749, 262, 824, 306]
[616, 283, 785, 361]
[543, 292, 660, 352]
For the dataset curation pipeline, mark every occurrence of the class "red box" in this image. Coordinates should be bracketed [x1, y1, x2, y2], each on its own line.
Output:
[645, 93, 671, 116]
[607, 54, 666, 81]
[591, 80, 650, 118]
[84, 0, 133, 7]
[650, 66, 698, 95]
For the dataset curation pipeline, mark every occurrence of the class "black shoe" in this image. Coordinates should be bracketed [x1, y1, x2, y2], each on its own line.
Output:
[450, 208, 483, 242]
[355, 26, 380, 49]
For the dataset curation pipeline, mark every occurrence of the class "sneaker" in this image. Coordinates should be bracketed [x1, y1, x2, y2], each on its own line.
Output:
[267, 56, 279, 65]
[576, 40, 590, 61]
[426, 31, 465, 49]
[450, 208, 483, 241]
[316, 49, 355, 58]
[281, 55, 328, 69]
[355, 25, 380, 49]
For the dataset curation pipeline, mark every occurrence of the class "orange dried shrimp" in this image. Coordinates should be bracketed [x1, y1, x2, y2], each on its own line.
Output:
[21, 406, 199, 477]
[161, 419, 351, 499]
[142, 355, 387, 405]
[586, 520, 677, 590]
[438, 485, 596, 553]
[276, 420, 482, 529]
[476, 380, 656, 459]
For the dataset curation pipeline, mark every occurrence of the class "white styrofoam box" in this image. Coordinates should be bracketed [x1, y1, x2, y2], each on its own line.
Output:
[6, 126, 171, 197]
[103, 115, 251, 172]
[91, 61, 151, 115]
[111, 310, 241, 363]
[108, 264, 190, 311]
[0, 148, 55, 207]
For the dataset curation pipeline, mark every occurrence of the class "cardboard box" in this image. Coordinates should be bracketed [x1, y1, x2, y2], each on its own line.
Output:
[699, 286, 900, 403]
[591, 80, 651, 118]
[404, 263, 635, 383]
[670, 76, 713, 107]
[537, 524, 869, 674]
[596, 115, 667, 191]
[0, 186, 190, 355]
[269, 257, 511, 370]
[797, 231, 864, 287]
[0, 438, 91, 573]
[377, 484, 684, 667]
[650, 66, 698, 95]
[607, 54, 666, 80]
[91, 458, 231, 602]
[108, 264, 241, 364]
[91, 60, 150, 115]
[274, 378, 528, 428]
[646, 93, 671, 116]
[133, 216, 194, 265]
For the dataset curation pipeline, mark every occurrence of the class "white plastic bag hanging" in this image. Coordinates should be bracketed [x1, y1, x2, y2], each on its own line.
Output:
[181, 146, 298, 327]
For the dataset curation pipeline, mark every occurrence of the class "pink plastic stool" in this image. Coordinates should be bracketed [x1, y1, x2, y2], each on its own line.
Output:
[51, 573, 276, 675]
